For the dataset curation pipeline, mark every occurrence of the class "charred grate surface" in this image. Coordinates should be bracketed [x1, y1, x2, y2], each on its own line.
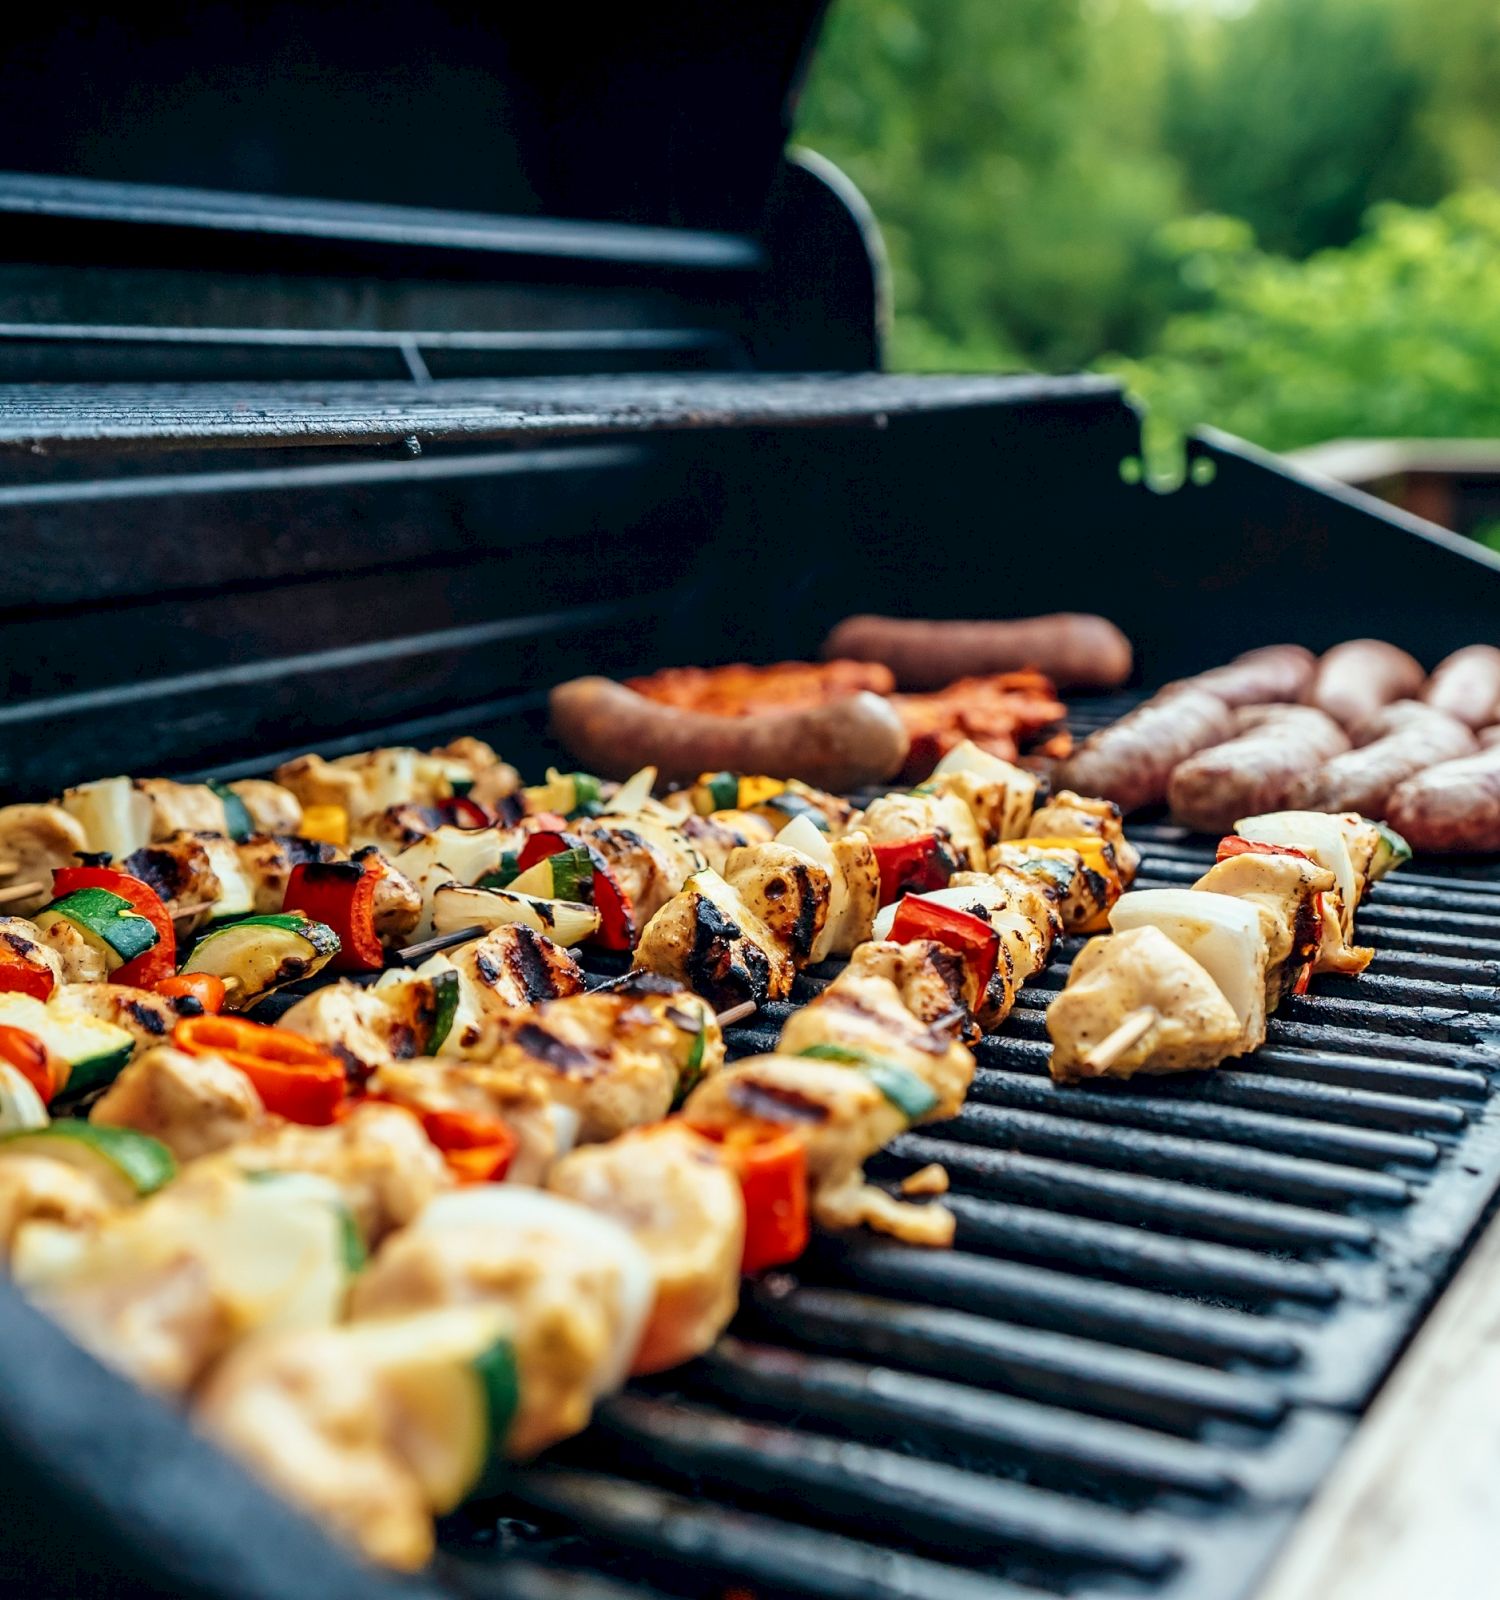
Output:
[442, 705, 1500, 1600]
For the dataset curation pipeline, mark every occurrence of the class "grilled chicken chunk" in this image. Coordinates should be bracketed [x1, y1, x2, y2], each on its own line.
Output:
[1192, 852, 1332, 1007]
[280, 976, 451, 1082]
[28, 913, 110, 983]
[91, 1045, 268, 1162]
[0, 918, 63, 995]
[224, 779, 303, 836]
[234, 834, 340, 913]
[837, 939, 975, 1043]
[443, 926, 586, 1038]
[1027, 789, 1141, 883]
[430, 736, 521, 810]
[134, 779, 228, 839]
[575, 818, 706, 923]
[0, 804, 89, 915]
[351, 1190, 653, 1459]
[123, 833, 223, 933]
[52, 983, 190, 1058]
[205, 1102, 449, 1245]
[778, 968, 975, 1122]
[722, 841, 832, 964]
[633, 869, 795, 1010]
[857, 792, 984, 873]
[0, 1155, 116, 1250]
[672, 812, 770, 876]
[926, 743, 1041, 847]
[474, 983, 721, 1145]
[548, 1122, 744, 1374]
[989, 839, 1121, 932]
[1048, 925, 1243, 1081]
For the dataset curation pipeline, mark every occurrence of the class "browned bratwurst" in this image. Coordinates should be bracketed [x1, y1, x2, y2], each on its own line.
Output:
[1386, 742, 1500, 852]
[1308, 639, 1426, 730]
[821, 613, 1132, 691]
[1167, 704, 1350, 834]
[1421, 645, 1500, 728]
[1054, 687, 1235, 814]
[548, 677, 910, 789]
[1286, 702, 1476, 817]
[1159, 644, 1317, 709]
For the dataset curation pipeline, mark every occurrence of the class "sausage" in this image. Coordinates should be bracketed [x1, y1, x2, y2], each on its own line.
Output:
[1308, 639, 1426, 730]
[1054, 688, 1235, 814]
[1168, 705, 1350, 834]
[1159, 644, 1317, 708]
[548, 677, 910, 789]
[1421, 645, 1500, 728]
[821, 613, 1132, 691]
[1286, 702, 1476, 817]
[1385, 743, 1500, 852]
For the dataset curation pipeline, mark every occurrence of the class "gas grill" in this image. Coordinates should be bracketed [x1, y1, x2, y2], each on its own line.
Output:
[6, 6, 1500, 1600]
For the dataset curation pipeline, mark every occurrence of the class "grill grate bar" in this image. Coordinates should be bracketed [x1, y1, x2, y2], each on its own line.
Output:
[744, 1281, 1293, 1427]
[590, 1394, 1181, 1578]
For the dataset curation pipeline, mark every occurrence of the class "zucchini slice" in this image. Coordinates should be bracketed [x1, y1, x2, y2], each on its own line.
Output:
[33, 888, 158, 972]
[0, 993, 134, 1097]
[506, 847, 593, 903]
[431, 885, 599, 947]
[208, 781, 256, 843]
[182, 912, 340, 1009]
[0, 1120, 175, 1202]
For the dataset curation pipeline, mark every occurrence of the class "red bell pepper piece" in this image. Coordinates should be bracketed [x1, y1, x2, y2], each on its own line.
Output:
[51, 864, 175, 987]
[1216, 836, 1314, 865]
[155, 972, 227, 1013]
[887, 895, 1000, 995]
[418, 1106, 519, 1184]
[0, 941, 56, 1001]
[687, 1123, 809, 1274]
[174, 1014, 347, 1124]
[282, 854, 384, 973]
[0, 1025, 57, 1103]
[872, 833, 955, 905]
[516, 830, 636, 950]
[440, 795, 494, 829]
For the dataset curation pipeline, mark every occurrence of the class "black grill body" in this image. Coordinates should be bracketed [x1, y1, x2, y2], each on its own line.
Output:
[6, 8, 1500, 1599]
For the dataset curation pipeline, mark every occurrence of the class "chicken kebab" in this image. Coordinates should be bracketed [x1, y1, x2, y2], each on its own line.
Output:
[1048, 809, 1410, 1081]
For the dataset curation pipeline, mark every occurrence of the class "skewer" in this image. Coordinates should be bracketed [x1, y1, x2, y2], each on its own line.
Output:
[0, 881, 44, 906]
[715, 1000, 758, 1028]
[171, 900, 216, 919]
[395, 925, 486, 965]
[1082, 1006, 1158, 1072]
[0, 858, 18, 875]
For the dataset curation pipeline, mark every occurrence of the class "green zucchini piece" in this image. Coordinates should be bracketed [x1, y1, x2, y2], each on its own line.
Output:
[0, 1120, 175, 1202]
[1371, 821, 1412, 881]
[428, 968, 461, 1054]
[477, 850, 522, 891]
[36, 888, 158, 969]
[182, 912, 341, 1007]
[208, 781, 256, 843]
[507, 847, 592, 904]
[672, 1020, 709, 1110]
[797, 1043, 939, 1120]
[0, 994, 133, 1097]
[764, 792, 831, 831]
[704, 772, 740, 812]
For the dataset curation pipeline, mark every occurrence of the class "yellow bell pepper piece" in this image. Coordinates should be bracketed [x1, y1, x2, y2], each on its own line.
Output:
[298, 804, 349, 848]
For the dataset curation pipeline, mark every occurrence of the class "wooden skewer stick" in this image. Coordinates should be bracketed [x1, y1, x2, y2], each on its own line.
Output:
[171, 900, 217, 919]
[715, 1000, 758, 1028]
[0, 858, 19, 875]
[395, 925, 486, 965]
[1082, 1006, 1158, 1073]
[0, 881, 45, 906]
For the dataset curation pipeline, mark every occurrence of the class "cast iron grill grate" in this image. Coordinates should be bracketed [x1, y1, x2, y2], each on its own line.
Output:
[442, 694, 1500, 1600]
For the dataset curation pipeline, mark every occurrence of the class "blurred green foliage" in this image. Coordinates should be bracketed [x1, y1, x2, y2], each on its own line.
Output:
[795, 0, 1500, 447]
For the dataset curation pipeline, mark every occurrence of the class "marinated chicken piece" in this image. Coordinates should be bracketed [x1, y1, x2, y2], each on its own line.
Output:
[351, 1190, 654, 1458]
[91, 1045, 268, 1162]
[986, 863, 1065, 945]
[49, 983, 191, 1060]
[926, 742, 1041, 846]
[989, 839, 1120, 932]
[765, 780, 858, 834]
[122, 832, 223, 933]
[1193, 852, 1333, 1007]
[207, 1102, 449, 1245]
[225, 779, 303, 836]
[857, 792, 983, 873]
[723, 841, 832, 964]
[198, 1325, 435, 1570]
[1048, 925, 1244, 1081]
[134, 779, 228, 839]
[370, 1055, 561, 1187]
[234, 833, 340, 914]
[273, 750, 421, 819]
[0, 1155, 116, 1250]
[633, 869, 795, 1010]
[778, 968, 975, 1121]
[0, 805, 89, 915]
[431, 736, 521, 810]
[683, 1054, 951, 1245]
[674, 812, 771, 875]
[548, 1122, 744, 1374]
[29, 912, 109, 983]
[810, 831, 881, 962]
[0, 917, 63, 996]
[445, 925, 586, 1032]
[1027, 789, 1141, 884]
[838, 939, 975, 1042]
[474, 983, 721, 1145]
[575, 818, 706, 923]
[280, 979, 443, 1083]
[361, 848, 422, 945]
[946, 871, 1056, 983]
[356, 804, 450, 854]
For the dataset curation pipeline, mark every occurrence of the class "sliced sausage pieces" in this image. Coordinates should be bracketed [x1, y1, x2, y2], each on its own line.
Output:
[1386, 743, 1500, 853]
[1287, 702, 1477, 817]
[1309, 639, 1426, 731]
[1055, 688, 1235, 814]
[1168, 705, 1351, 834]
[1421, 646, 1500, 728]
[1160, 645, 1317, 709]
[821, 613, 1133, 691]
[548, 677, 910, 789]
